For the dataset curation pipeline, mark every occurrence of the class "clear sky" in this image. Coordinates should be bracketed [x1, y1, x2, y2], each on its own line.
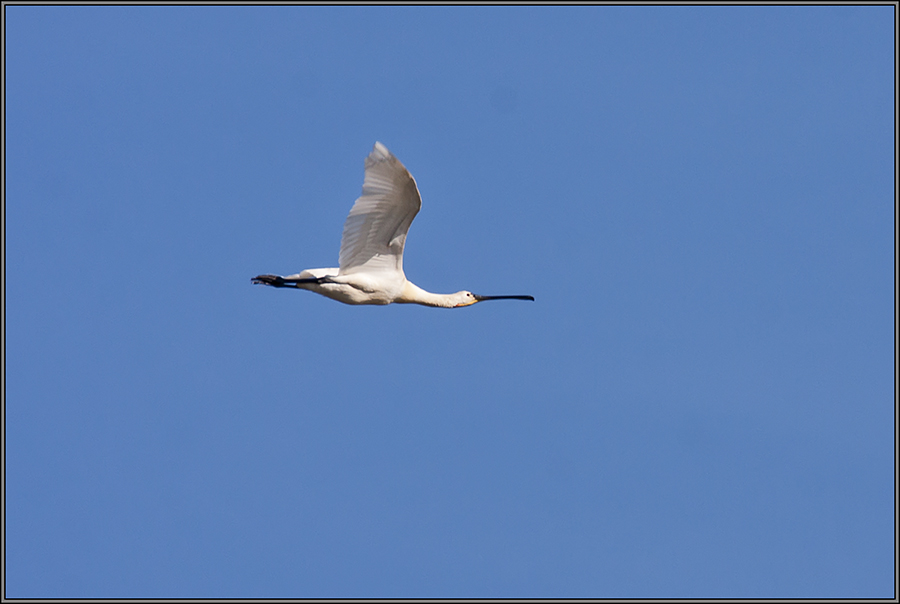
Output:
[5, 5, 895, 599]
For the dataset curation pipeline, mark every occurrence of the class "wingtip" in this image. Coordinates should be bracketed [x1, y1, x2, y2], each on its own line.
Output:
[371, 141, 391, 159]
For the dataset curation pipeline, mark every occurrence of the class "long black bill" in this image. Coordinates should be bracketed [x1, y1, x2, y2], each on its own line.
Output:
[473, 294, 535, 302]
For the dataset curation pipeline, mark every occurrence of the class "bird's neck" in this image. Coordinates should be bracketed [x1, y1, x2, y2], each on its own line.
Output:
[396, 281, 457, 308]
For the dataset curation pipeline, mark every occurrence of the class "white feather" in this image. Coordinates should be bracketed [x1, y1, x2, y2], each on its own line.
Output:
[338, 141, 422, 276]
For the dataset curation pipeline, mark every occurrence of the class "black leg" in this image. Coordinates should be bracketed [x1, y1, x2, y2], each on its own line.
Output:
[251, 274, 325, 288]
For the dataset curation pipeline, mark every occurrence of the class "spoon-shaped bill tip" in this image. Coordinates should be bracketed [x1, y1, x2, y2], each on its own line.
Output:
[473, 294, 535, 302]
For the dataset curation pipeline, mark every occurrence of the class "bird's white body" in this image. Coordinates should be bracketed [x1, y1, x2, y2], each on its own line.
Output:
[282, 269, 478, 308]
[284, 268, 402, 306]
[253, 142, 532, 308]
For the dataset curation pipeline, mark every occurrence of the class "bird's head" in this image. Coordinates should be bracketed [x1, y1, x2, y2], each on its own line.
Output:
[451, 291, 535, 308]
[451, 291, 479, 307]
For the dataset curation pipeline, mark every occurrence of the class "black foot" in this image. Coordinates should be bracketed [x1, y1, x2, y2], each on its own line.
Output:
[252, 274, 289, 287]
[252, 274, 325, 288]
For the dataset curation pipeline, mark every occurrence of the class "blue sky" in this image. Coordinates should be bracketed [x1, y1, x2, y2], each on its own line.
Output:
[5, 5, 895, 599]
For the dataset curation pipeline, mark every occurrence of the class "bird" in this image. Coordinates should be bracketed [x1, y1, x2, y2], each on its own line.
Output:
[252, 142, 534, 308]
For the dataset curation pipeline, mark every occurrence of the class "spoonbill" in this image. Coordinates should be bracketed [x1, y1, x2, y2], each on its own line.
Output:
[252, 142, 534, 308]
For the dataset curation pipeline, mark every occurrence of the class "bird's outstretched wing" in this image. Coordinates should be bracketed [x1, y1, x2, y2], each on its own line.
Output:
[338, 142, 422, 276]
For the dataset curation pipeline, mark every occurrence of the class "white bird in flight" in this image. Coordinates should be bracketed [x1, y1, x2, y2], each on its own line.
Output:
[252, 142, 534, 308]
